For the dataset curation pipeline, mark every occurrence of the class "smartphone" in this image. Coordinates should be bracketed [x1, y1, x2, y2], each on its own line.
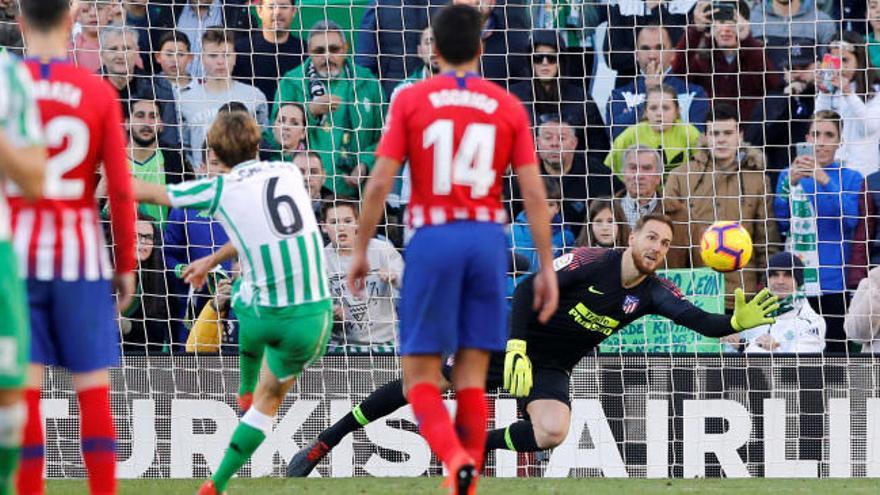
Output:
[795, 142, 814, 158]
[820, 54, 842, 92]
[714, 1, 737, 22]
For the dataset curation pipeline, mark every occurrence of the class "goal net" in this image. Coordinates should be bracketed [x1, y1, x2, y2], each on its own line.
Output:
[7, 0, 880, 480]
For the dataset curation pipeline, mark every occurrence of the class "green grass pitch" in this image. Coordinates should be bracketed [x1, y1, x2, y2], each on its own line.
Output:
[45, 478, 880, 495]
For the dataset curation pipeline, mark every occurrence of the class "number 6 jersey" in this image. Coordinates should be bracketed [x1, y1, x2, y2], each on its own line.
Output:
[9, 59, 136, 281]
[167, 160, 328, 308]
[376, 72, 537, 229]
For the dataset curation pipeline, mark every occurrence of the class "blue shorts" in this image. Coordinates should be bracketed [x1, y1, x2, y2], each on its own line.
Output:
[399, 222, 507, 355]
[27, 279, 119, 372]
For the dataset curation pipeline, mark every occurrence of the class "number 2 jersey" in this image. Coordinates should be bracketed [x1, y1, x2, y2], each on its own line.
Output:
[9, 59, 135, 280]
[511, 248, 737, 370]
[167, 160, 329, 308]
[376, 72, 536, 228]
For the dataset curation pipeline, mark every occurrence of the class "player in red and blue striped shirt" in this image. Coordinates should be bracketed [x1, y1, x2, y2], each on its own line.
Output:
[348, 5, 558, 493]
[11, 3, 137, 494]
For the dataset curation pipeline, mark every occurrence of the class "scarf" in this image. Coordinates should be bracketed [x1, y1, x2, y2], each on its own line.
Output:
[769, 293, 801, 318]
[305, 58, 358, 172]
[778, 173, 821, 295]
[532, 1, 592, 48]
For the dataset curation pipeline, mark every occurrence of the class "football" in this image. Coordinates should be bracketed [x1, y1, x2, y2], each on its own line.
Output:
[700, 221, 753, 272]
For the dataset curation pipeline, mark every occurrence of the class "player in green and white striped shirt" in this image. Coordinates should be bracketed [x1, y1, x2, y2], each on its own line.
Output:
[135, 112, 331, 495]
[0, 49, 46, 492]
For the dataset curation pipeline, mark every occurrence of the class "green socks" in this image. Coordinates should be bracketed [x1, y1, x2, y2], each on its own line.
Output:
[0, 403, 25, 495]
[212, 408, 273, 492]
[0, 445, 20, 495]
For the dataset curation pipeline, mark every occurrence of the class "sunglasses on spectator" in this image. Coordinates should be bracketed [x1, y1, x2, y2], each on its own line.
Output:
[532, 53, 558, 65]
[311, 45, 345, 55]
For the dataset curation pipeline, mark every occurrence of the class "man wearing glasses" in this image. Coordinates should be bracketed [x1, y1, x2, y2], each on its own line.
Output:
[273, 20, 385, 199]
[607, 24, 709, 139]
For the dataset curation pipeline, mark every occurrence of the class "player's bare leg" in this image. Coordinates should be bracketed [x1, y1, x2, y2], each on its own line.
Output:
[70, 369, 116, 495]
[402, 355, 475, 493]
[200, 365, 298, 495]
[525, 400, 571, 449]
[485, 399, 571, 453]
[18, 365, 45, 495]
[402, 354, 444, 393]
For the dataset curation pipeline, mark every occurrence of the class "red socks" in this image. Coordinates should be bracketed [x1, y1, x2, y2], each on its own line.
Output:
[454, 388, 488, 472]
[77, 386, 116, 495]
[17, 387, 117, 495]
[407, 382, 470, 468]
[17, 389, 44, 495]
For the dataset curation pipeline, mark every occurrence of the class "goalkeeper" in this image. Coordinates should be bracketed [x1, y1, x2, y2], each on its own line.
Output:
[288, 214, 778, 474]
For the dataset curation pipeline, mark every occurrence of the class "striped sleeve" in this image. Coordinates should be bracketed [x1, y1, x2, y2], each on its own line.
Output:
[4, 59, 43, 147]
[167, 176, 224, 213]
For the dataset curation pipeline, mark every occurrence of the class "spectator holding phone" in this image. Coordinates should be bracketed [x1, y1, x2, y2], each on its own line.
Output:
[745, 45, 818, 184]
[673, 0, 782, 122]
[775, 110, 863, 352]
[815, 32, 880, 179]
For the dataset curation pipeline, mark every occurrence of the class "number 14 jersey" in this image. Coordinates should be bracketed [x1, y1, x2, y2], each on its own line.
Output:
[167, 160, 328, 308]
[377, 73, 537, 229]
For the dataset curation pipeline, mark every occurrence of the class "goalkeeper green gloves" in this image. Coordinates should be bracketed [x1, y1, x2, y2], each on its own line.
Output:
[730, 288, 780, 332]
[503, 339, 532, 398]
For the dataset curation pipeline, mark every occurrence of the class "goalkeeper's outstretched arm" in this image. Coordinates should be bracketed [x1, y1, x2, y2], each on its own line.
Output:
[661, 286, 780, 337]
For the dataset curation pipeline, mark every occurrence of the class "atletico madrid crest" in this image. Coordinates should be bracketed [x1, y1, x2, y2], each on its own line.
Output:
[622, 295, 640, 314]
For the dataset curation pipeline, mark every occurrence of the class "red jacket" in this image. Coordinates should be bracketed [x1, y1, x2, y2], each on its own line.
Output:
[672, 27, 782, 122]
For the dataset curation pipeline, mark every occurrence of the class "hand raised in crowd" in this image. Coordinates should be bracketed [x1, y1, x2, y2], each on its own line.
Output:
[783, 69, 809, 96]
[816, 68, 853, 95]
[720, 333, 743, 347]
[182, 256, 217, 289]
[214, 278, 233, 313]
[343, 163, 369, 187]
[333, 303, 345, 322]
[309, 94, 342, 118]
[377, 269, 399, 287]
[693, 1, 716, 31]
[643, 59, 665, 88]
[755, 334, 780, 351]
[790, 155, 830, 186]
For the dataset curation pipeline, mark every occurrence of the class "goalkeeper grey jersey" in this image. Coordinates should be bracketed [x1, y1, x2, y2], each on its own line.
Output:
[167, 160, 328, 308]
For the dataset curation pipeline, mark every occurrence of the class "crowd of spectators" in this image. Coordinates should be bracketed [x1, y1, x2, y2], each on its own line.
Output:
[8, 0, 880, 355]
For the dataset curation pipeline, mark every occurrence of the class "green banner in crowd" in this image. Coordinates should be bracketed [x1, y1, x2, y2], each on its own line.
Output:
[599, 269, 725, 354]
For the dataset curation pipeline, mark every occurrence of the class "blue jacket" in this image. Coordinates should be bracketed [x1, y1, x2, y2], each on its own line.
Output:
[163, 207, 231, 344]
[507, 210, 574, 273]
[607, 74, 710, 139]
[774, 162, 864, 293]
